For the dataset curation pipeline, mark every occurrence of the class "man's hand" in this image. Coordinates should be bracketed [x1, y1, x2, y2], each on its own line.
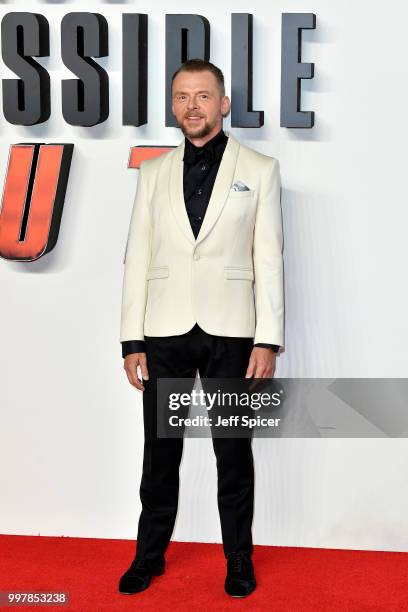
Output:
[245, 347, 277, 390]
[246, 346, 277, 378]
[123, 352, 149, 391]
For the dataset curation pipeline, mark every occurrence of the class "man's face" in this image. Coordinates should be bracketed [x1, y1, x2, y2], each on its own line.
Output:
[171, 70, 230, 140]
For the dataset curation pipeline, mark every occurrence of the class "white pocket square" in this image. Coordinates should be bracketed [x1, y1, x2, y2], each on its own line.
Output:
[231, 180, 250, 192]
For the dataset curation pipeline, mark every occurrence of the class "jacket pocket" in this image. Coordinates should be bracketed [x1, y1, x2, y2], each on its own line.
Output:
[146, 265, 169, 279]
[228, 190, 254, 200]
[224, 266, 254, 280]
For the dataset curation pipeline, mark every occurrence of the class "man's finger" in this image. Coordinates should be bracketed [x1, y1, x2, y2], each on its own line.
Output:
[139, 359, 149, 381]
[129, 367, 145, 391]
[249, 368, 265, 391]
[245, 359, 255, 378]
[249, 360, 270, 390]
[125, 367, 143, 390]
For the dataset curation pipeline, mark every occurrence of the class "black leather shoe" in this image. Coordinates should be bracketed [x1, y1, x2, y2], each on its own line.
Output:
[225, 551, 256, 597]
[118, 557, 165, 594]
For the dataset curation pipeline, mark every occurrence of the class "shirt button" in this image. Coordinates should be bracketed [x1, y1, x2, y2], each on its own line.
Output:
[193, 253, 200, 260]
[201, 164, 207, 171]
[196, 187, 203, 196]
[196, 216, 202, 221]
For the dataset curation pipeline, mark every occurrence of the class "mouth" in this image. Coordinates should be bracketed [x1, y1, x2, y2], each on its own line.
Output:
[185, 116, 204, 122]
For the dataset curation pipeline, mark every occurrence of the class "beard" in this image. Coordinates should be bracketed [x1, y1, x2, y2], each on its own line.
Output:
[178, 115, 217, 139]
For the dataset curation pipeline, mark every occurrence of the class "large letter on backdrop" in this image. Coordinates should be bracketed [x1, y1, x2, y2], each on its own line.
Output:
[280, 12, 316, 128]
[0, 144, 73, 261]
[231, 13, 264, 128]
[122, 13, 148, 127]
[1, 12, 50, 125]
[61, 12, 109, 126]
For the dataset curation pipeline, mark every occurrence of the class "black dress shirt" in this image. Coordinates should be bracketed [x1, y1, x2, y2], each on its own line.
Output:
[121, 129, 280, 358]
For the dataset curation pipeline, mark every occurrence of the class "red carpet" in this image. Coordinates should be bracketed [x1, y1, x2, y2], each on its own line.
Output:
[1, 535, 407, 611]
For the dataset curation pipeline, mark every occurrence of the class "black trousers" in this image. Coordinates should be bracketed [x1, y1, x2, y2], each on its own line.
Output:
[134, 322, 255, 562]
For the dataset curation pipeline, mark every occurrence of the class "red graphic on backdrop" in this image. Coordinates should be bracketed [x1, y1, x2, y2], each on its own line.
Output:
[128, 145, 174, 169]
[0, 143, 73, 261]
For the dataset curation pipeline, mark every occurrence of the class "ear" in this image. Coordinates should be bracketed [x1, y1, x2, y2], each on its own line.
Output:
[221, 95, 231, 117]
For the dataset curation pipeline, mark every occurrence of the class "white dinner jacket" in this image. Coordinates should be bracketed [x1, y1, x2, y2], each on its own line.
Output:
[120, 130, 284, 348]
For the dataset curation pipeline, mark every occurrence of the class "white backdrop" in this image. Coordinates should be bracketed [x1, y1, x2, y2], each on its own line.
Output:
[1, 0, 408, 552]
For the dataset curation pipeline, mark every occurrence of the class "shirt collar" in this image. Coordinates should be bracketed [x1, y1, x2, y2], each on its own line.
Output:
[183, 129, 228, 165]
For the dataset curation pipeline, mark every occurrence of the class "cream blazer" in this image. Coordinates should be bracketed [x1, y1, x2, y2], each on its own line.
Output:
[120, 131, 284, 348]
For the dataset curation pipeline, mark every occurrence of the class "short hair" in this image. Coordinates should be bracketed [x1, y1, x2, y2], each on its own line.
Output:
[171, 59, 225, 97]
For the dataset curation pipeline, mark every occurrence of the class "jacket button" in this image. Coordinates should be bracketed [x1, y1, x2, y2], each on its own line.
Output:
[193, 253, 200, 260]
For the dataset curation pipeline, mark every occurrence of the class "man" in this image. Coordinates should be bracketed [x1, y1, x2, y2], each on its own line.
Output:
[118, 58, 284, 598]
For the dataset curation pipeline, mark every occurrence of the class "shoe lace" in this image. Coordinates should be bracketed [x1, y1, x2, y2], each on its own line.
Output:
[228, 552, 248, 573]
[131, 558, 149, 570]
[131, 557, 162, 571]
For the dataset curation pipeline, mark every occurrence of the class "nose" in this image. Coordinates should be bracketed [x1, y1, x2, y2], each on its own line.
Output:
[186, 96, 200, 111]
